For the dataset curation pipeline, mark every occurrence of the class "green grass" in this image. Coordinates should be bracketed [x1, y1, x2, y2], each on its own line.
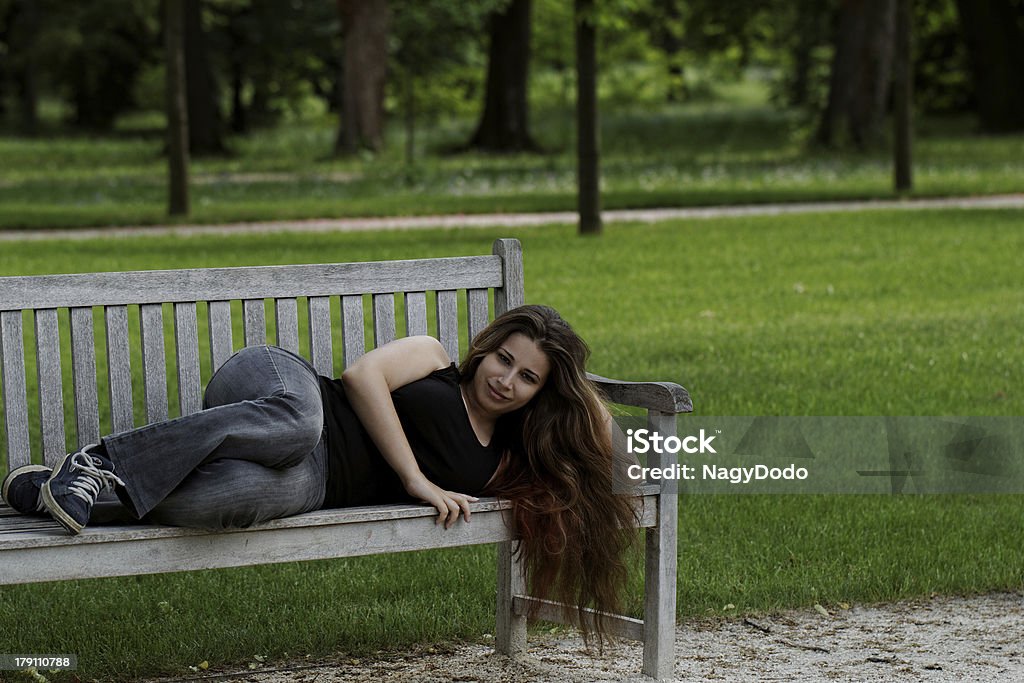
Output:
[2, 209, 1024, 680]
[1, 102, 1023, 230]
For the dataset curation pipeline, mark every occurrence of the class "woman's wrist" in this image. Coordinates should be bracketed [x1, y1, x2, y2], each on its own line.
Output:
[399, 468, 427, 488]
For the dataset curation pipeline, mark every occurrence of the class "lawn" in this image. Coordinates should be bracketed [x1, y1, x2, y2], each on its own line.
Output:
[1, 208, 1023, 680]
[1, 99, 1022, 230]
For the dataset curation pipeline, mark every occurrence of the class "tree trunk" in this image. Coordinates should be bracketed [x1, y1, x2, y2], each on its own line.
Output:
[954, 0, 1024, 132]
[576, 0, 601, 236]
[893, 0, 913, 191]
[10, 0, 40, 136]
[165, 0, 190, 216]
[816, 0, 897, 149]
[468, 0, 538, 152]
[184, 0, 226, 154]
[335, 0, 392, 155]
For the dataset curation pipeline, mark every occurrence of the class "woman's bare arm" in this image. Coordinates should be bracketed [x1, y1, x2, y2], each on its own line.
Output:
[341, 335, 477, 527]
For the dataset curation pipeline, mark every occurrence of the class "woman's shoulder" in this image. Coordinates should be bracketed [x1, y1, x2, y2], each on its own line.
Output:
[426, 362, 460, 384]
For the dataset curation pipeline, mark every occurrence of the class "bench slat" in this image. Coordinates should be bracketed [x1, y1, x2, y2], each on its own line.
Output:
[140, 304, 168, 423]
[243, 299, 266, 347]
[275, 298, 300, 354]
[373, 293, 396, 348]
[174, 303, 202, 416]
[341, 295, 364, 368]
[1, 311, 31, 469]
[70, 307, 101, 448]
[208, 300, 234, 371]
[436, 290, 459, 362]
[404, 292, 428, 337]
[104, 306, 134, 433]
[0, 257, 504, 311]
[492, 239, 524, 315]
[467, 288, 489, 343]
[35, 309, 66, 465]
[307, 296, 333, 376]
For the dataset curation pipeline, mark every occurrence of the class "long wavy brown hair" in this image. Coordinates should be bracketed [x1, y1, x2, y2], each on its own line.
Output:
[460, 304, 638, 645]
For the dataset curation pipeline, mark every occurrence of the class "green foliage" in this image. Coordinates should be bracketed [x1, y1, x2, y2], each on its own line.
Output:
[34, 0, 158, 130]
[914, 0, 973, 113]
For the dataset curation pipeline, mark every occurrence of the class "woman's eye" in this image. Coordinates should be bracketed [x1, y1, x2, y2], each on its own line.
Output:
[498, 353, 511, 365]
[521, 373, 536, 384]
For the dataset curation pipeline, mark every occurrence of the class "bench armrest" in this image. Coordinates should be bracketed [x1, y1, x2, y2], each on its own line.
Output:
[587, 372, 693, 414]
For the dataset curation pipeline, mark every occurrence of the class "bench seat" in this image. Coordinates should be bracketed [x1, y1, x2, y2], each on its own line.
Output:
[0, 486, 659, 585]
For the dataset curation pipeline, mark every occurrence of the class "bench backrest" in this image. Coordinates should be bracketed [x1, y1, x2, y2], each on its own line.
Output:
[0, 238, 523, 471]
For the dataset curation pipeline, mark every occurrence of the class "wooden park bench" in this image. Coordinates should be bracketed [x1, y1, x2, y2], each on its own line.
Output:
[0, 238, 692, 679]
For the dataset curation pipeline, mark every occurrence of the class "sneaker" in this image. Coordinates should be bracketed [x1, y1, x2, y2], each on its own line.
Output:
[2, 464, 53, 516]
[41, 444, 125, 534]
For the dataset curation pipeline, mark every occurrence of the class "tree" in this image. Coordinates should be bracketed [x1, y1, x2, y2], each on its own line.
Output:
[467, 0, 539, 152]
[165, 0, 190, 217]
[954, 0, 1024, 132]
[335, 0, 392, 154]
[576, 0, 600, 235]
[214, 1, 340, 134]
[183, 0, 226, 154]
[893, 0, 913, 191]
[61, 2, 154, 131]
[5, 0, 40, 135]
[815, 0, 897, 148]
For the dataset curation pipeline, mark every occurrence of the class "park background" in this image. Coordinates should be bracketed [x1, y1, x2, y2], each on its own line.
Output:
[1, 0, 1023, 680]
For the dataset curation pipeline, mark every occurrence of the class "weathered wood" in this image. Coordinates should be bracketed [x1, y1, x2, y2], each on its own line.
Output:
[0, 490, 661, 584]
[104, 306, 134, 433]
[512, 596, 645, 642]
[208, 300, 234, 371]
[643, 410, 679, 680]
[492, 238, 524, 316]
[341, 295, 365, 368]
[436, 290, 459, 362]
[0, 257, 503, 311]
[307, 296, 333, 376]
[588, 372, 693, 414]
[243, 298, 266, 347]
[404, 292, 428, 337]
[174, 303, 202, 416]
[373, 293, 396, 348]
[274, 298, 299, 354]
[467, 288, 489, 343]
[496, 540, 528, 656]
[140, 304, 169, 423]
[35, 309, 66, 465]
[1, 310, 31, 469]
[70, 307, 100, 448]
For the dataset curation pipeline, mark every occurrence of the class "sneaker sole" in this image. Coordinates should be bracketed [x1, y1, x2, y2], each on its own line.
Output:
[41, 454, 85, 534]
[2, 464, 51, 508]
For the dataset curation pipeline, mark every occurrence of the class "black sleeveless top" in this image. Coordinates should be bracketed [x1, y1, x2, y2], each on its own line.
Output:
[317, 364, 502, 508]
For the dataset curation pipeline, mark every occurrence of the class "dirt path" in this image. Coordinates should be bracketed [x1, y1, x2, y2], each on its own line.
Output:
[3, 194, 1023, 242]
[143, 592, 1024, 682]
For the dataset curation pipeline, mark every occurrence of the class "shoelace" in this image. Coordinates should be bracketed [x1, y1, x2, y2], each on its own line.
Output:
[66, 452, 126, 505]
[34, 493, 47, 514]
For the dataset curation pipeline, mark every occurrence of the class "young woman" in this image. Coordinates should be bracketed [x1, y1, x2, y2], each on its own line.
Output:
[3, 304, 637, 639]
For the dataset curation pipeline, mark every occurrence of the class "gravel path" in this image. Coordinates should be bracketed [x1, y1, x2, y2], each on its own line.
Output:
[3, 194, 1023, 242]
[143, 592, 1024, 683]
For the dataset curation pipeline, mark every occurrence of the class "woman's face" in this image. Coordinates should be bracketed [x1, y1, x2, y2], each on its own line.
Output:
[470, 332, 551, 417]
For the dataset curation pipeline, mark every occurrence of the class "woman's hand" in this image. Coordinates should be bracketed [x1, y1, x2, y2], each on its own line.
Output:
[402, 473, 478, 529]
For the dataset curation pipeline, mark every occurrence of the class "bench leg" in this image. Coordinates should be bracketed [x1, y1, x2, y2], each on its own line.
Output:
[643, 410, 678, 680]
[495, 539, 527, 656]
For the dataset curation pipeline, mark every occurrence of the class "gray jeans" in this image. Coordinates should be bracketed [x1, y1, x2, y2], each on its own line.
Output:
[100, 345, 328, 530]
